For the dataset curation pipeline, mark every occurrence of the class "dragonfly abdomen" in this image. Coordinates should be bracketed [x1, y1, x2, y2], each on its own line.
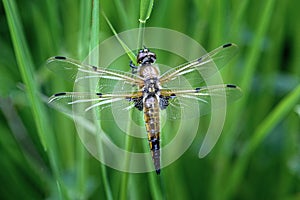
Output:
[143, 95, 161, 174]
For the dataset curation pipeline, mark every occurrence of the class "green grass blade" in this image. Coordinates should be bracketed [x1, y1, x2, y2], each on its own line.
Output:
[148, 172, 164, 199]
[90, 0, 100, 51]
[78, 0, 92, 59]
[210, 0, 277, 198]
[207, 0, 225, 48]
[224, 84, 300, 199]
[119, 132, 133, 200]
[139, 0, 154, 23]
[91, 1, 113, 200]
[74, 1, 93, 199]
[3, 0, 68, 199]
[102, 11, 137, 64]
[112, 0, 132, 27]
[3, 0, 46, 149]
[137, 0, 153, 49]
[137, 22, 146, 50]
[211, 1, 276, 199]
[239, 0, 276, 95]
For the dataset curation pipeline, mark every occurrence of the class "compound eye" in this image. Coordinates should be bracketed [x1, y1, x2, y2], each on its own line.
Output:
[137, 53, 147, 64]
[150, 52, 156, 60]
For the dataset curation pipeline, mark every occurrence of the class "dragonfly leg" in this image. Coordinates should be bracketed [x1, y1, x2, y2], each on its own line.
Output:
[127, 96, 143, 111]
[159, 96, 169, 110]
[159, 94, 176, 110]
[129, 60, 138, 74]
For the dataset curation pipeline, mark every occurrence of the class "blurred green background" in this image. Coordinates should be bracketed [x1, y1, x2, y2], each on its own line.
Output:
[1, 0, 300, 199]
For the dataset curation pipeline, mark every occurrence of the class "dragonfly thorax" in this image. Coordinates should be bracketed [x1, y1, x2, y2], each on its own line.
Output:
[139, 64, 160, 79]
[143, 78, 160, 95]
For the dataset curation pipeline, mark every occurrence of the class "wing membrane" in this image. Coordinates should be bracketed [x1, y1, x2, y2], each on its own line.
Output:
[49, 91, 142, 121]
[47, 56, 144, 88]
[159, 43, 238, 89]
[160, 84, 242, 120]
[47, 45, 241, 123]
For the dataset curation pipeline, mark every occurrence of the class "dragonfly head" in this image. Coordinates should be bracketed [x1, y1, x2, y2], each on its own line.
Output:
[137, 47, 156, 65]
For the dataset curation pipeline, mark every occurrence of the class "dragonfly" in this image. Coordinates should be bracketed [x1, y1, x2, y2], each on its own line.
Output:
[47, 43, 242, 174]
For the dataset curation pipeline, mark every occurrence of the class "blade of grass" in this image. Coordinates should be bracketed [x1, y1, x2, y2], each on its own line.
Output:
[74, 0, 93, 199]
[112, 0, 132, 28]
[102, 10, 137, 200]
[44, 0, 61, 53]
[103, 1, 157, 198]
[90, 1, 113, 200]
[3, 0, 46, 150]
[119, 131, 133, 200]
[101, 10, 136, 200]
[102, 11, 137, 64]
[137, 22, 146, 51]
[147, 166, 164, 199]
[138, 0, 154, 49]
[239, 0, 276, 95]
[78, 0, 92, 60]
[230, 0, 249, 41]
[137, 0, 154, 49]
[3, 0, 68, 199]
[224, 1, 277, 198]
[224, 84, 300, 199]
[139, 0, 154, 23]
[211, 0, 276, 199]
[0, 96, 50, 181]
[208, 0, 225, 48]
[90, 0, 100, 51]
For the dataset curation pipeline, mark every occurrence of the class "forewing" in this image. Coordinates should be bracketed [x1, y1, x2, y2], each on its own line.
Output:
[47, 56, 148, 136]
[47, 56, 144, 93]
[159, 43, 238, 89]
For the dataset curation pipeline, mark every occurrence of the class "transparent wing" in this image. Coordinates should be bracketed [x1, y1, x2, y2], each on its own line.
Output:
[47, 56, 144, 93]
[47, 56, 149, 137]
[48, 91, 143, 121]
[160, 84, 243, 120]
[159, 43, 238, 89]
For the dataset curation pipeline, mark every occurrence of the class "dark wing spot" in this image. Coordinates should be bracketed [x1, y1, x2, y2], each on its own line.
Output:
[195, 87, 201, 92]
[226, 84, 237, 88]
[170, 93, 176, 98]
[223, 43, 232, 48]
[54, 92, 67, 96]
[92, 66, 97, 71]
[96, 92, 102, 97]
[54, 56, 66, 60]
[133, 97, 143, 111]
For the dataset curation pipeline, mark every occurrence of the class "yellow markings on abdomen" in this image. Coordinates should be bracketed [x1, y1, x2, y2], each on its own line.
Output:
[143, 95, 161, 174]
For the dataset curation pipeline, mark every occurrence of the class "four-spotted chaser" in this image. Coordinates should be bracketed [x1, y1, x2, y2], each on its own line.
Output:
[47, 43, 242, 174]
